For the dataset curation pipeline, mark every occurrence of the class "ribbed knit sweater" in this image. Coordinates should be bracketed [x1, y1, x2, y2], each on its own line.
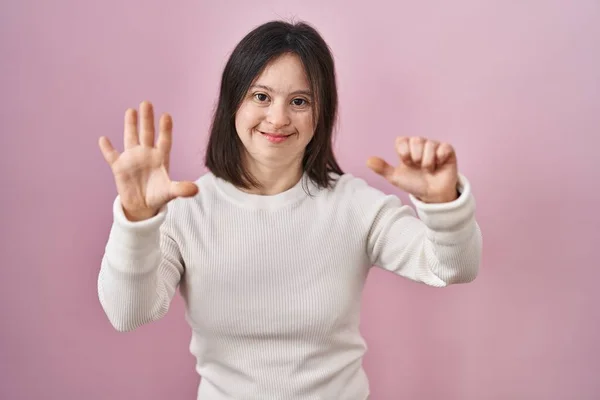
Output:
[98, 172, 482, 399]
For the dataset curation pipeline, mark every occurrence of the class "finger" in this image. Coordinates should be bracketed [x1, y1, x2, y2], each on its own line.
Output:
[436, 143, 455, 167]
[139, 100, 155, 147]
[409, 137, 425, 165]
[98, 136, 120, 166]
[421, 140, 438, 172]
[124, 108, 139, 150]
[395, 137, 413, 166]
[366, 156, 395, 180]
[157, 113, 173, 171]
[169, 181, 199, 199]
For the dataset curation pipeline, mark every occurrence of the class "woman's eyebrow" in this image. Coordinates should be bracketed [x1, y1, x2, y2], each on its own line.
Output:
[250, 84, 312, 97]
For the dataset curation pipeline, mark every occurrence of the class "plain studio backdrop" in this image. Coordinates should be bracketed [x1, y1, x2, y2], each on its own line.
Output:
[1, 0, 598, 399]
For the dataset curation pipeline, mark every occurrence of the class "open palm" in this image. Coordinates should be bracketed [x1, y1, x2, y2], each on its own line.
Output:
[98, 101, 198, 221]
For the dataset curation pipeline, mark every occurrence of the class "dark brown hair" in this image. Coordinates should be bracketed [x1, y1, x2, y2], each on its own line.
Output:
[204, 20, 344, 190]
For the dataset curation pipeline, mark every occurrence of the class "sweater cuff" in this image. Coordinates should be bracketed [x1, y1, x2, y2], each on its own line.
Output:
[408, 173, 476, 243]
[112, 196, 167, 235]
[104, 196, 168, 274]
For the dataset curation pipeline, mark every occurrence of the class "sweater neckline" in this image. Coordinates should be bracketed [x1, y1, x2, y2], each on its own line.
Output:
[211, 172, 311, 209]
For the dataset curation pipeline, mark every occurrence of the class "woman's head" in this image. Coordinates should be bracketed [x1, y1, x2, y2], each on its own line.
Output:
[205, 20, 343, 190]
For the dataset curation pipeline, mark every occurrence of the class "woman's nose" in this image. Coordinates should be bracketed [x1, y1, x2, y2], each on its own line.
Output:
[266, 103, 290, 129]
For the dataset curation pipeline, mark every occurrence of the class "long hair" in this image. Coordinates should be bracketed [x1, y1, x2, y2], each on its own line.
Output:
[204, 20, 344, 190]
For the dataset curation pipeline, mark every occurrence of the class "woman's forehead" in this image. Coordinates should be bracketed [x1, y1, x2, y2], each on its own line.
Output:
[252, 54, 311, 95]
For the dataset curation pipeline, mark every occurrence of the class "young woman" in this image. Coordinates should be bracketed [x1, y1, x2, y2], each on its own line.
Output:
[97, 20, 482, 400]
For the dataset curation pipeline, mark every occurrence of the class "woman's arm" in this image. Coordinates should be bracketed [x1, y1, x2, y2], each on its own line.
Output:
[354, 174, 482, 286]
[97, 196, 183, 331]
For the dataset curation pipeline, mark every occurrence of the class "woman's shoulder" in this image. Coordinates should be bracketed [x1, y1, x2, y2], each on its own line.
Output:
[316, 172, 400, 216]
[327, 172, 388, 199]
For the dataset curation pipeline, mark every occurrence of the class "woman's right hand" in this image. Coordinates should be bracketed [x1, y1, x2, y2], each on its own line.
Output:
[98, 101, 199, 221]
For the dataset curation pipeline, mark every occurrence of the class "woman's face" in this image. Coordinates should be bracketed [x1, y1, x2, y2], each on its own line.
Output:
[235, 53, 315, 168]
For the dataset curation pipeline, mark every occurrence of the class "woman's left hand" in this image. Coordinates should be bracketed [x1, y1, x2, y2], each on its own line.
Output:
[367, 137, 460, 203]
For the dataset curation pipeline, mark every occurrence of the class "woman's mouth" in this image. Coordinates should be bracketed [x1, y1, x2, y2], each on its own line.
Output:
[259, 131, 293, 143]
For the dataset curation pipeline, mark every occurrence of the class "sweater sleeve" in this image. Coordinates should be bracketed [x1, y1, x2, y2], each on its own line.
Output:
[355, 173, 482, 287]
[97, 196, 184, 332]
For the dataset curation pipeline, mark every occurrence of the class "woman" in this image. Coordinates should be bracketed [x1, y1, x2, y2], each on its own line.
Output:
[97, 20, 482, 400]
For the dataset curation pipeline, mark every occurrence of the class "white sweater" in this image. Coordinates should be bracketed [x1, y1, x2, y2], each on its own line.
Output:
[98, 172, 482, 400]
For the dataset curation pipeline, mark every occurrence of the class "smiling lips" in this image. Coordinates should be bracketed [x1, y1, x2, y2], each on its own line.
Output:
[259, 130, 293, 143]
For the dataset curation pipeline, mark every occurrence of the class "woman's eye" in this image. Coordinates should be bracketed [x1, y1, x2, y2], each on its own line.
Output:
[254, 93, 268, 102]
[292, 98, 307, 106]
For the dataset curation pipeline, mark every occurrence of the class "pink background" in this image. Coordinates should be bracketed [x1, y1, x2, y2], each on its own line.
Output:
[2, 0, 599, 399]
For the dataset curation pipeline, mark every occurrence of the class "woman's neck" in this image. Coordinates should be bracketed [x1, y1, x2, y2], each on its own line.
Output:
[242, 154, 304, 195]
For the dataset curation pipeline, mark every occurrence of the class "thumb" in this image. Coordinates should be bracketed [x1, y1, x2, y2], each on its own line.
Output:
[366, 157, 395, 181]
[169, 181, 199, 199]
